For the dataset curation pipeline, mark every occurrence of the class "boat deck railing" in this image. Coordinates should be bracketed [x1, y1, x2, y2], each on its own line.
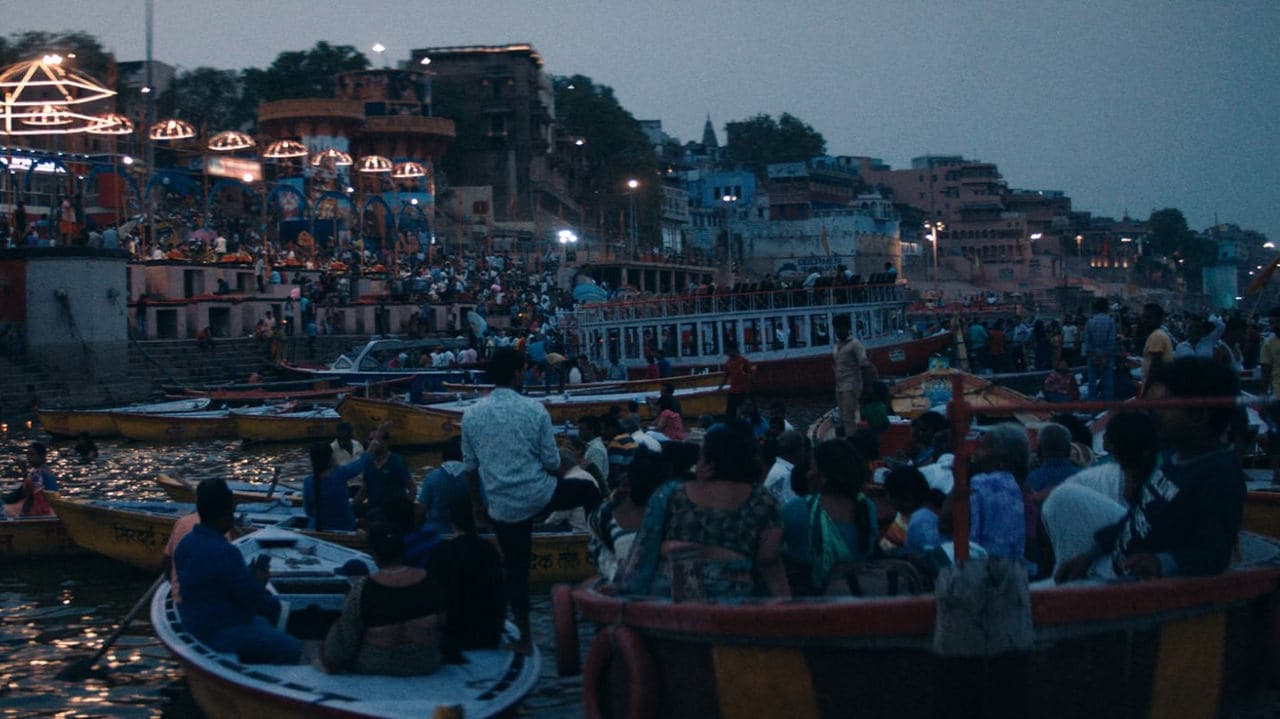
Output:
[575, 280, 904, 324]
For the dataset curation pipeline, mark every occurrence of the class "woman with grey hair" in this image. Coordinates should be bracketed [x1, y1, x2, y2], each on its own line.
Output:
[966, 423, 1029, 561]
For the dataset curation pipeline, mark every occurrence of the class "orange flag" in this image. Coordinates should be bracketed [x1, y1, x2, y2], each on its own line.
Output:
[1246, 253, 1280, 296]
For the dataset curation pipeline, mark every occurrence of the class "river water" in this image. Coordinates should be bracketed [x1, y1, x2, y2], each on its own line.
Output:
[0, 397, 830, 717]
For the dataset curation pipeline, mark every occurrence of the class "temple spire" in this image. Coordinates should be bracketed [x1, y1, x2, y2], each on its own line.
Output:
[701, 114, 718, 149]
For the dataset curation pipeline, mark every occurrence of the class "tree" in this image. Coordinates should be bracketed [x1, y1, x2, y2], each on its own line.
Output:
[240, 42, 369, 127]
[158, 67, 249, 131]
[551, 74, 661, 247]
[725, 113, 826, 176]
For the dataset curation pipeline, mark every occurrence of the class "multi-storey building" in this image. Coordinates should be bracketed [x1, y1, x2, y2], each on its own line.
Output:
[410, 44, 576, 248]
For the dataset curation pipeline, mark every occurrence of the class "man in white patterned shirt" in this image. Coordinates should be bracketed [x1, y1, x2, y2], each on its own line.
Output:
[462, 348, 601, 653]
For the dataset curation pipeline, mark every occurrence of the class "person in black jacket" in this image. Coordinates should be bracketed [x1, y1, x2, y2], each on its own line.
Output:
[1056, 357, 1244, 581]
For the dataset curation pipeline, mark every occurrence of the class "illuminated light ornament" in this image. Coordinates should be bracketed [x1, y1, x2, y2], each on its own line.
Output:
[310, 148, 352, 167]
[392, 161, 425, 179]
[357, 155, 393, 174]
[21, 104, 73, 126]
[0, 55, 117, 135]
[262, 139, 308, 159]
[207, 130, 255, 151]
[149, 118, 196, 141]
[87, 113, 134, 135]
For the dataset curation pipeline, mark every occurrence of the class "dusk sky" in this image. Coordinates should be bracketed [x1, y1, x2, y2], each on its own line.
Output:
[8, 1, 1279, 237]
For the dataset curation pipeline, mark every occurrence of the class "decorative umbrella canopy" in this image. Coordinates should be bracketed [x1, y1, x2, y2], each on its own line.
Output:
[149, 118, 196, 141]
[0, 54, 116, 135]
[207, 130, 255, 152]
[262, 139, 308, 159]
[357, 154, 392, 174]
[392, 161, 425, 179]
[20, 104, 73, 127]
[310, 148, 352, 167]
[88, 112, 134, 135]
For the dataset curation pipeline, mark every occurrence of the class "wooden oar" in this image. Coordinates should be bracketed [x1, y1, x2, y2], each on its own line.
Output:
[57, 573, 166, 682]
[265, 467, 281, 501]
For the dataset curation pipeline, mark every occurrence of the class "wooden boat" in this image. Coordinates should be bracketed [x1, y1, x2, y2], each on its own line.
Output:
[176, 376, 414, 403]
[569, 281, 954, 392]
[340, 386, 725, 447]
[1244, 470, 1280, 539]
[555, 533, 1280, 719]
[337, 396, 462, 447]
[281, 337, 484, 389]
[111, 405, 282, 442]
[151, 528, 541, 719]
[0, 512, 85, 559]
[232, 406, 342, 442]
[887, 367, 1047, 421]
[46, 494, 300, 571]
[440, 370, 725, 395]
[157, 474, 305, 507]
[39, 398, 212, 438]
[154, 476, 594, 584]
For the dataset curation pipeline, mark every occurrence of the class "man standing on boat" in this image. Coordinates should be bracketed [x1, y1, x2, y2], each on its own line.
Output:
[717, 340, 755, 420]
[462, 348, 602, 653]
[832, 315, 866, 438]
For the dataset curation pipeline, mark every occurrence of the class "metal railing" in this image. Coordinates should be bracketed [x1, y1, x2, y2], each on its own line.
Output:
[574, 282, 905, 324]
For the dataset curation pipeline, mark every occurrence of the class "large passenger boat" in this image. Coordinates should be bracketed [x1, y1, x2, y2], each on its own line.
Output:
[567, 276, 952, 393]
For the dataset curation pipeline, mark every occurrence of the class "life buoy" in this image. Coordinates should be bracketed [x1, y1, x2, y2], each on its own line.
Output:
[551, 584, 581, 676]
[582, 625, 657, 719]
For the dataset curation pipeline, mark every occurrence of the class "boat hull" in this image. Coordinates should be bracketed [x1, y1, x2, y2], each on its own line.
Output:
[0, 513, 85, 559]
[47, 494, 182, 571]
[338, 396, 459, 447]
[157, 474, 304, 507]
[233, 412, 342, 443]
[1244, 490, 1280, 538]
[668, 331, 953, 394]
[112, 412, 235, 442]
[442, 371, 726, 395]
[560, 539, 1280, 719]
[37, 410, 117, 438]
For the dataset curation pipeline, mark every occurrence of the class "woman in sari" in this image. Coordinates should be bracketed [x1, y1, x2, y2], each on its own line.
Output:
[616, 421, 789, 600]
[781, 439, 878, 595]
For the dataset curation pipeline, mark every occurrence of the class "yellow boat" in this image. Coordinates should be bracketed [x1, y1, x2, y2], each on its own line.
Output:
[39, 398, 212, 438]
[111, 409, 237, 442]
[231, 407, 342, 443]
[337, 395, 461, 447]
[342, 385, 727, 447]
[441, 370, 725, 395]
[0, 511, 85, 559]
[157, 474, 304, 507]
[46, 494, 192, 571]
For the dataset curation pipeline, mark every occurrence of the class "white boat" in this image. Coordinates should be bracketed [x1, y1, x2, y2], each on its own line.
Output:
[151, 528, 541, 719]
[282, 337, 484, 390]
[569, 279, 954, 392]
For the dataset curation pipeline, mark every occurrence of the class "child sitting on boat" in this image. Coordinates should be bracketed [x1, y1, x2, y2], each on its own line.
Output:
[3, 442, 57, 518]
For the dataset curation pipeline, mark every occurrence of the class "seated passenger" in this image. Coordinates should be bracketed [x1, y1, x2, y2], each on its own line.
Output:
[589, 446, 667, 583]
[1025, 423, 1080, 499]
[617, 420, 790, 599]
[425, 494, 506, 654]
[781, 439, 878, 595]
[1041, 360, 1080, 403]
[322, 521, 445, 675]
[884, 465, 942, 560]
[943, 424, 1028, 562]
[414, 436, 469, 537]
[175, 478, 300, 664]
[1055, 358, 1245, 582]
[3, 442, 58, 518]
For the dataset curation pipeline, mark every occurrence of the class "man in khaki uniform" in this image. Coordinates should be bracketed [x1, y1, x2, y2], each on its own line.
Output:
[832, 315, 866, 437]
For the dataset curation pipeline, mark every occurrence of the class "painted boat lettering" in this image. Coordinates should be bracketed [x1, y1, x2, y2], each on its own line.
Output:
[112, 523, 164, 547]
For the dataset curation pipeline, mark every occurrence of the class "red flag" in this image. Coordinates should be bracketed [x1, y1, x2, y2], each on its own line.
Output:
[1246, 253, 1280, 296]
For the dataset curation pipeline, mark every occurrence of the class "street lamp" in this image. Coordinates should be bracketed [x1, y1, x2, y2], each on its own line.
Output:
[1075, 234, 1083, 257]
[924, 221, 945, 285]
[1266, 242, 1276, 250]
[625, 178, 639, 257]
